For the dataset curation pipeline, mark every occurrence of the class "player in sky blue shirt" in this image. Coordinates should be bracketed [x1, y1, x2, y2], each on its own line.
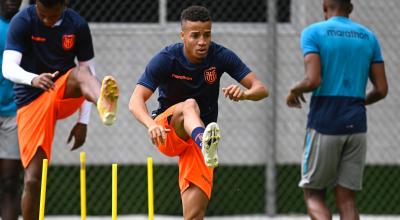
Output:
[0, 1, 22, 219]
[286, 0, 388, 219]
[300, 15, 384, 135]
[0, 9, 17, 116]
[130, 6, 268, 220]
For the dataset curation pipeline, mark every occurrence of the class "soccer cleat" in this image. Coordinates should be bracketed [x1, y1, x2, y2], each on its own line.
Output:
[202, 122, 221, 168]
[97, 75, 119, 125]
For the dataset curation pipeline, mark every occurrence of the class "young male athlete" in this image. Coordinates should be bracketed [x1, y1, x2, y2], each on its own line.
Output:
[286, 0, 388, 219]
[2, 0, 119, 219]
[129, 5, 268, 219]
[0, 0, 22, 219]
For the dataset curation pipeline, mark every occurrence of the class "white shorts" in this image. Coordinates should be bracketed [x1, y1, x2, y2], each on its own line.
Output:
[0, 116, 20, 159]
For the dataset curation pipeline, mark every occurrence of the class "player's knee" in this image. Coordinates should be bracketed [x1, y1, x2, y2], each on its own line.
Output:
[183, 208, 205, 220]
[1, 175, 20, 195]
[24, 177, 41, 195]
[183, 99, 200, 113]
[67, 68, 81, 87]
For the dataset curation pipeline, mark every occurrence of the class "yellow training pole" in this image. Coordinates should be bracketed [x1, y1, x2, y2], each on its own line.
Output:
[80, 152, 87, 220]
[112, 164, 118, 220]
[39, 159, 48, 220]
[147, 157, 154, 220]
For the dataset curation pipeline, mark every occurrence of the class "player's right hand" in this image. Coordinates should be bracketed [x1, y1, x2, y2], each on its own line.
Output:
[286, 91, 306, 108]
[147, 124, 170, 146]
[31, 71, 59, 91]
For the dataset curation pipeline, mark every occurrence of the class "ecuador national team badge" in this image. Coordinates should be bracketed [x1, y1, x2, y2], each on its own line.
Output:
[204, 66, 217, 84]
[62, 34, 75, 51]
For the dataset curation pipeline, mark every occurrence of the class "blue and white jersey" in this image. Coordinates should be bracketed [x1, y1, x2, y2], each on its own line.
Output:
[0, 16, 16, 116]
[301, 16, 383, 134]
[138, 42, 251, 125]
[5, 5, 94, 108]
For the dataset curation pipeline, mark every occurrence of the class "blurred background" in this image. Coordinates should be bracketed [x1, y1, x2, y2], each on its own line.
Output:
[18, 0, 400, 217]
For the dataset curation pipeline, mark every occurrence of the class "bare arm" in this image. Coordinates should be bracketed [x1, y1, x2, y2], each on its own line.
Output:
[286, 53, 321, 108]
[129, 84, 156, 128]
[365, 62, 388, 105]
[222, 72, 268, 101]
[129, 84, 168, 145]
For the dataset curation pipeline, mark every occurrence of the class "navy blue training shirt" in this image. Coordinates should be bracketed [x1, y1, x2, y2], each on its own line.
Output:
[301, 16, 383, 134]
[5, 5, 94, 108]
[137, 42, 251, 125]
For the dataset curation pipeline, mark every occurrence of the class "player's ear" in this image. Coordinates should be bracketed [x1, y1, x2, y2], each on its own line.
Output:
[348, 3, 353, 14]
[180, 31, 184, 41]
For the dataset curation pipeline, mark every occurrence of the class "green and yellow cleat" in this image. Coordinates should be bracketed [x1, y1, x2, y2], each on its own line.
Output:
[202, 122, 221, 168]
[97, 76, 119, 125]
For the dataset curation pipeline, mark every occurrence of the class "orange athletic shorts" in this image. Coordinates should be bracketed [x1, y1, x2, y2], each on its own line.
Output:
[17, 68, 85, 168]
[154, 105, 214, 199]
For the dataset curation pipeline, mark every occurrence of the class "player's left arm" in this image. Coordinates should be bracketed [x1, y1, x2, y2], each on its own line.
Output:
[222, 72, 268, 101]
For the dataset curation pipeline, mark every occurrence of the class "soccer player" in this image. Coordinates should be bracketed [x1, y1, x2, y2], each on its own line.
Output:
[2, 0, 119, 219]
[286, 0, 388, 219]
[0, 0, 22, 219]
[129, 5, 268, 219]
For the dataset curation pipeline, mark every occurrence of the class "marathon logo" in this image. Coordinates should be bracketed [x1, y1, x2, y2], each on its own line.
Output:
[327, 29, 369, 40]
[171, 73, 193, 81]
[31, 36, 46, 42]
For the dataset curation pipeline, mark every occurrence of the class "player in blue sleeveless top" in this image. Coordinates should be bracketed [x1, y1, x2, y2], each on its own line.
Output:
[2, 0, 119, 219]
[0, 1, 22, 219]
[129, 6, 268, 219]
[286, 0, 388, 219]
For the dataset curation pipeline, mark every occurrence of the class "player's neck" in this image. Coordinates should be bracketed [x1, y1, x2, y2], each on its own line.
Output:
[327, 10, 349, 19]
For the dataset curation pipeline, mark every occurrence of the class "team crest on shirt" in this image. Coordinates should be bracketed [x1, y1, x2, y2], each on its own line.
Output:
[204, 66, 217, 84]
[62, 34, 75, 51]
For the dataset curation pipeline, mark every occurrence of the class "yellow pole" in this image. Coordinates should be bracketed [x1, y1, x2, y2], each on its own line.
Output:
[147, 157, 154, 220]
[39, 159, 48, 220]
[80, 152, 87, 220]
[112, 164, 117, 220]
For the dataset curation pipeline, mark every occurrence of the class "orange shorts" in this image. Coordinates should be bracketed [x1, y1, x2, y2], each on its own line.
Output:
[17, 68, 84, 168]
[154, 105, 214, 199]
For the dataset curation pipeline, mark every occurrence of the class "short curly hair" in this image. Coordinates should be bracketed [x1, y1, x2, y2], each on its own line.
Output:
[37, 0, 66, 8]
[180, 5, 211, 23]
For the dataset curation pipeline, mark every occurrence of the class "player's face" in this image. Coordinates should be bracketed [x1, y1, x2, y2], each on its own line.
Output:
[1, 0, 22, 19]
[36, 1, 65, 28]
[180, 20, 212, 64]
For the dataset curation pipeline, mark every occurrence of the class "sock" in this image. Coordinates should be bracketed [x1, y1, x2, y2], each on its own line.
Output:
[191, 127, 205, 149]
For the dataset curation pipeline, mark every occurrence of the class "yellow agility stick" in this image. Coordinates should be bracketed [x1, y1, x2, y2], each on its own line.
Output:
[147, 157, 154, 220]
[39, 159, 48, 220]
[112, 164, 118, 220]
[80, 152, 87, 220]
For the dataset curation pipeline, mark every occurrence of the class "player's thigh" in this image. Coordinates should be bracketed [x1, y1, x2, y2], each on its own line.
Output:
[64, 68, 82, 98]
[169, 102, 188, 139]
